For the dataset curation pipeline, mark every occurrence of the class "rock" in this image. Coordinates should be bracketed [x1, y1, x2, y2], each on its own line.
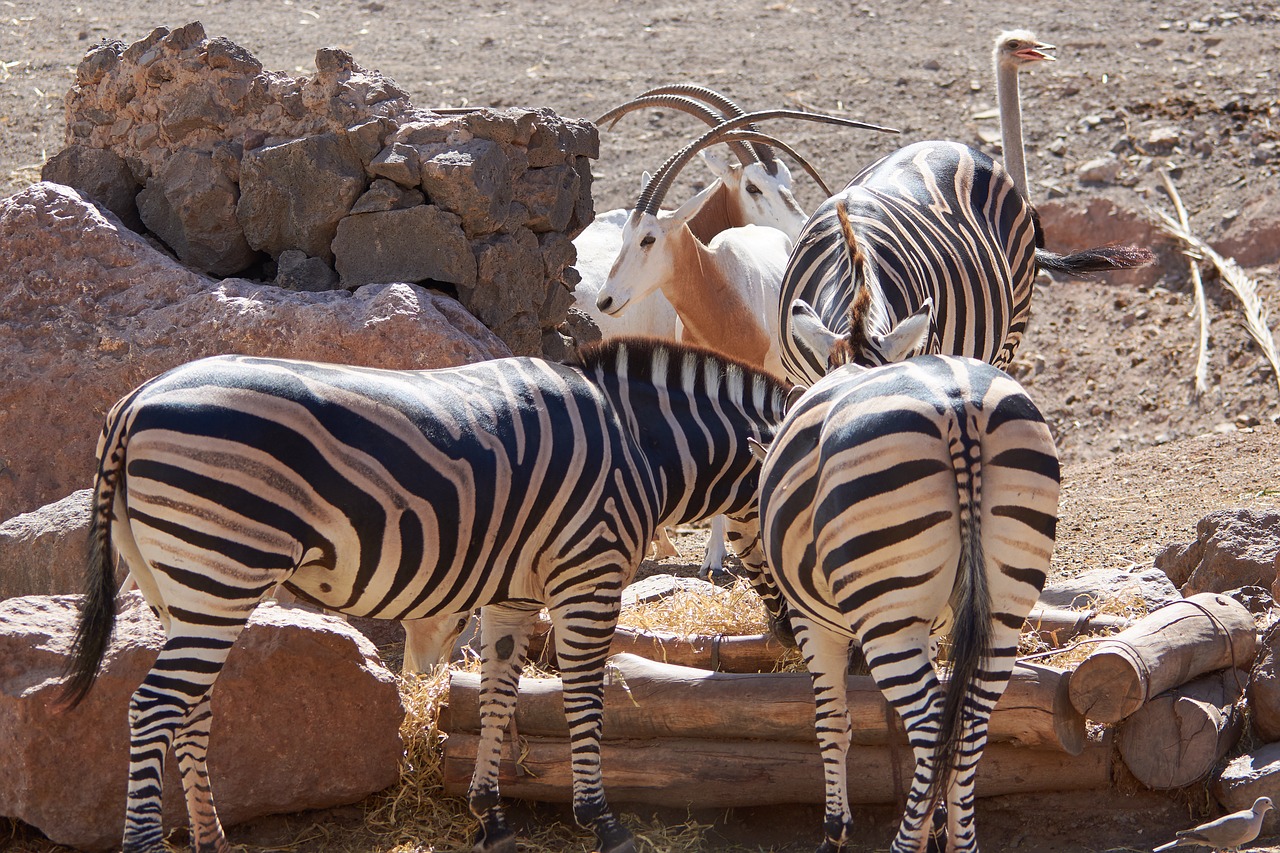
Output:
[516, 164, 581, 233]
[1248, 624, 1280, 742]
[0, 182, 511, 522]
[1076, 156, 1122, 184]
[0, 491, 105, 600]
[350, 177, 425, 214]
[1212, 741, 1280, 835]
[274, 249, 340, 292]
[417, 139, 513, 237]
[1146, 126, 1181, 152]
[333, 204, 476, 290]
[368, 141, 422, 187]
[137, 149, 258, 275]
[40, 145, 142, 231]
[237, 132, 368, 262]
[0, 593, 404, 851]
[1037, 566, 1182, 611]
[1154, 509, 1280, 595]
[466, 228, 546, 355]
[1215, 193, 1280, 268]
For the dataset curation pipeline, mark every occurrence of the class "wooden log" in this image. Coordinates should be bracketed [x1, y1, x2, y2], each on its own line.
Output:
[1068, 593, 1258, 724]
[441, 652, 1085, 754]
[440, 730, 1114, 808]
[524, 622, 792, 673]
[1117, 668, 1247, 790]
[1024, 606, 1131, 646]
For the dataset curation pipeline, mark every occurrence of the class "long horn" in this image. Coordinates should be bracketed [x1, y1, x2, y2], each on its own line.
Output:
[596, 94, 757, 165]
[636, 110, 899, 216]
[632, 84, 777, 171]
[704, 129, 835, 197]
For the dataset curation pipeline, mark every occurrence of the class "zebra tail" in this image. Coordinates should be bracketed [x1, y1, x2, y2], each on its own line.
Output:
[60, 426, 126, 708]
[1035, 245, 1155, 277]
[924, 444, 992, 817]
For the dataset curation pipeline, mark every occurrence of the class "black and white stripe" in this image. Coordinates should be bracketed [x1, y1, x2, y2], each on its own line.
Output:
[778, 140, 1150, 385]
[758, 354, 1060, 853]
[63, 341, 790, 853]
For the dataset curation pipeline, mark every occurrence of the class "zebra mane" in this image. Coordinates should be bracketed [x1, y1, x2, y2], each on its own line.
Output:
[574, 336, 788, 407]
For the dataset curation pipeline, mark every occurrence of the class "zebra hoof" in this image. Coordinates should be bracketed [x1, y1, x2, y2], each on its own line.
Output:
[596, 823, 636, 853]
[472, 827, 516, 853]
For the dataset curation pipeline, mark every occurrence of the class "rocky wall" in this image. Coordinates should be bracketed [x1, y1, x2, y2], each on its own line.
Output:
[42, 21, 598, 357]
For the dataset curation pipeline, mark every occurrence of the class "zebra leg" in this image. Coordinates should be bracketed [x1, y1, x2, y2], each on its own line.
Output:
[547, 596, 635, 853]
[122, 625, 242, 853]
[698, 515, 730, 579]
[860, 628, 946, 853]
[943, 644, 1019, 853]
[792, 616, 855, 853]
[467, 603, 537, 853]
[724, 513, 794, 645]
[173, 691, 231, 853]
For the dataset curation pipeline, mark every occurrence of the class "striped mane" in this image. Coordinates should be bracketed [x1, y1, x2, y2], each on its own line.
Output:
[574, 336, 790, 408]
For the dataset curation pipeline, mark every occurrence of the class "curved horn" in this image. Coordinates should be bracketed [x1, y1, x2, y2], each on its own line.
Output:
[636, 83, 779, 174]
[595, 94, 757, 165]
[706, 129, 835, 198]
[636, 110, 898, 216]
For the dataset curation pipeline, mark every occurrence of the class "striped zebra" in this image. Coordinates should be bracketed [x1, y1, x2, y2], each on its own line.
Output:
[758, 306, 1060, 853]
[777, 139, 1153, 385]
[61, 340, 791, 853]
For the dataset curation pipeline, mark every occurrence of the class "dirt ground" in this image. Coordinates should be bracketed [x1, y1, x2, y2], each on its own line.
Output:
[3, 1, 1280, 851]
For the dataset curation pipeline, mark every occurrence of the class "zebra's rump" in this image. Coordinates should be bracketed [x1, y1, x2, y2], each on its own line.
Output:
[759, 355, 1060, 635]
[778, 141, 1038, 386]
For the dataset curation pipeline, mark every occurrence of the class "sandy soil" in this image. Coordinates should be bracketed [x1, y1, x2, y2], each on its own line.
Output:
[3, 1, 1280, 850]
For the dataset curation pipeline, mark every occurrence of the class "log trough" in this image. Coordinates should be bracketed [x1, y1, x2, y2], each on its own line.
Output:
[437, 589, 1264, 809]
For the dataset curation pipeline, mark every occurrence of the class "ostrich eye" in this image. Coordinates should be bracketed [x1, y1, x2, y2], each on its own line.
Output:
[746, 183, 762, 195]
[640, 234, 656, 247]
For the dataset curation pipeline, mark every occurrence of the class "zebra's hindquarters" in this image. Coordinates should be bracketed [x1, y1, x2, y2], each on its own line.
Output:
[758, 356, 1059, 853]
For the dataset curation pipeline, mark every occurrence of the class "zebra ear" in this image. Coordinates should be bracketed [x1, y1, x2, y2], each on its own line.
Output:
[872, 298, 933, 362]
[790, 299, 843, 364]
[747, 436, 771, 463]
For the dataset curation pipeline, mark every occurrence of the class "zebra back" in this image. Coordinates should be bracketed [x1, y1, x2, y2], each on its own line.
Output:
[778, 141, 1038, 385]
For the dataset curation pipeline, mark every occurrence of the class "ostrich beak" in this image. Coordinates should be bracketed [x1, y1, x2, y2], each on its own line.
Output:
[1018, 42, 1056, 62]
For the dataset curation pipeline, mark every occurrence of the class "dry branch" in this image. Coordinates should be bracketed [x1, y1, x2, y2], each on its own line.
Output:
[1158, 169, 1211, 397]
[1152, 178, 1280, 398]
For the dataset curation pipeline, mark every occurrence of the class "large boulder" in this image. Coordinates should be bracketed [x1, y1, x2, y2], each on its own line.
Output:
[1155, 509, 1280, 596]
[0, 490, 102, 600]
[0, 182, 511, 522]
[1037, 565, 1182, 611]
[0, 593, 405, 851]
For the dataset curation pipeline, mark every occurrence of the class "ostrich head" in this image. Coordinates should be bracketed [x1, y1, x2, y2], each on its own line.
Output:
[994, 29, 1056, 71]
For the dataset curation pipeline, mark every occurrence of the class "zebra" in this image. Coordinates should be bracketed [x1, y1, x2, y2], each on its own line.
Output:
[60, 340, 791, 853]
[756, 300, 1061, 853]
[777, 139, 1154, 386]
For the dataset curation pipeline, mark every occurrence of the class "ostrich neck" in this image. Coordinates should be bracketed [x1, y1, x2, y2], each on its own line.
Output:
[998, 63, 1029, 198]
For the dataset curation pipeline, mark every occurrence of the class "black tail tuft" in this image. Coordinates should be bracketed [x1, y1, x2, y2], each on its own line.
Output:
[60, 506, 120, 709]
[1036, 245, 1156, 278]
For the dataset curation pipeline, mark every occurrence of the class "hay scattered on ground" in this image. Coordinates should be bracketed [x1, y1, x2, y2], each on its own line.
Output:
[619, 576, 772, 637]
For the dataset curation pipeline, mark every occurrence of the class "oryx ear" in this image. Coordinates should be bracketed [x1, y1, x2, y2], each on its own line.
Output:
[872, 298, 933, 362]
[747, 436, 771, 464]
[790, 299, 843, 364]
[784, 384, 808, 415]
[700, 148, 733, 178]
[639, 170, 653, 193]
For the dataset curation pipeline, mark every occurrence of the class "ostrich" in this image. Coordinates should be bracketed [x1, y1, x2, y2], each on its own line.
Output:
[993, 29, 1055, 199]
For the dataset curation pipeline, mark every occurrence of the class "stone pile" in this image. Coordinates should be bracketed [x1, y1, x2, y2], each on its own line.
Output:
[42, 21, 597, 358]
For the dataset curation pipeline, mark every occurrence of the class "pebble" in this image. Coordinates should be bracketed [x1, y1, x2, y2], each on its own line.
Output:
[1076, 156, 1122, 184]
